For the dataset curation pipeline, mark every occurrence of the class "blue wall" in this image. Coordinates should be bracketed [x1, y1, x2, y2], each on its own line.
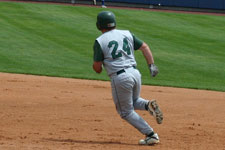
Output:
[108, 0, 225, 10]
[198, 0, 224, 9]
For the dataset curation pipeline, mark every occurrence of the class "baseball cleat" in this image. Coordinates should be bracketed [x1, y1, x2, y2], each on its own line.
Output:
[101, 5, 107, 8]
[148, 99, 163, 124]
[139, 133, 159, 145]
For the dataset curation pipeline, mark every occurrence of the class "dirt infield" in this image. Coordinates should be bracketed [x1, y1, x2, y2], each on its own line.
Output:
[0, 72, 225, 150]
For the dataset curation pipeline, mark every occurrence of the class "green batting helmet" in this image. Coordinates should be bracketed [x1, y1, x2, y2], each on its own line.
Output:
[96, 11, 116, 30]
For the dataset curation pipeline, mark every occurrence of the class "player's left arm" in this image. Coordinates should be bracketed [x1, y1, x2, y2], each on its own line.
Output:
[93, 61, 103, 73]
[93, 40, 104, 74]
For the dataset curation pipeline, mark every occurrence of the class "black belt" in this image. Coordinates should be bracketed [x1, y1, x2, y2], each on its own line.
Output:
[116, 66, 136, 75]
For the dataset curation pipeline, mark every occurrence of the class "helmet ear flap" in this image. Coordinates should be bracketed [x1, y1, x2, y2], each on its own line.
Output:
[96, 22, 101, 30]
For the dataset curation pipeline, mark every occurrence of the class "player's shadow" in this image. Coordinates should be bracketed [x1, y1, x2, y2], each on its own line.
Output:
[43, 138, 137, 146]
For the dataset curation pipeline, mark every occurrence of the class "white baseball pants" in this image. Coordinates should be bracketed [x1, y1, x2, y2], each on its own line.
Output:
[110, 67, 154, 135]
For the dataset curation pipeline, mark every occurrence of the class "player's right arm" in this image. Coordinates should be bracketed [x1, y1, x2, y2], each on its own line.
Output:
[93, 40, 104, 73]
[139, 43, 159, 77]
[132, 34, 154, 65]
[139, 42, 154, 65]
[132, 34, 158, 77]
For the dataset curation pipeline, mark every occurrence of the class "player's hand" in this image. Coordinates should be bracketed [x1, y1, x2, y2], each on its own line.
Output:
[149, 64, 159, 77]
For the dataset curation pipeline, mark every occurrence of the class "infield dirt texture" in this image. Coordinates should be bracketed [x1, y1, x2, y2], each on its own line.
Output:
[0, 1, 225, 150]
[0, 72, 225, 150]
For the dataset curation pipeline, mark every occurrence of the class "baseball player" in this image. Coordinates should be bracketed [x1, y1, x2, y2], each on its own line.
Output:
[93, 11, 163, 145]
[93, 0, 107, 8]
[93, 0, 96, 5]
[101, 0, 107, 8]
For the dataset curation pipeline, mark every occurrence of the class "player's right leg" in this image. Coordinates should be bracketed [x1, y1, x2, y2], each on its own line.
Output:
[147, 100, 163, 124]
[110, 73, 154, 136]
[131, 68, 148, 110]
[132, 68, 163, 124]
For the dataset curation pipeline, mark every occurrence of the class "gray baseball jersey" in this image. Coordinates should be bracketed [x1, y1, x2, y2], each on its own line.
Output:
[94, 29, 143, 76]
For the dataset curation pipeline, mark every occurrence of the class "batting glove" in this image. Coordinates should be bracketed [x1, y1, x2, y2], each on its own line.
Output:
[149, 64, 159, 77]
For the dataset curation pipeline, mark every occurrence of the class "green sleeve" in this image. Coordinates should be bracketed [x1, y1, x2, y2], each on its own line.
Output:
[93, 40, 104, 61]
[132, 34, 144, 50]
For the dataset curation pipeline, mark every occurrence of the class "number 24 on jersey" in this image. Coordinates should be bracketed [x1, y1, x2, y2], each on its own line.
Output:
[108, 37, 131, 59]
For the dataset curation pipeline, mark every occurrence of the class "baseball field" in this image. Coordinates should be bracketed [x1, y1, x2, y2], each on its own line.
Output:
[0, 1, 225, 150]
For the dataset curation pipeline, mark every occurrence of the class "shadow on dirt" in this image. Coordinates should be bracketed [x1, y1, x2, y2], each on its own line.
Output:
[43, 138, 138, 146]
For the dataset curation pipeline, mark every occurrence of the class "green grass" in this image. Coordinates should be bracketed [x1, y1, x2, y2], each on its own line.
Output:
[0, 2, 225, 91]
